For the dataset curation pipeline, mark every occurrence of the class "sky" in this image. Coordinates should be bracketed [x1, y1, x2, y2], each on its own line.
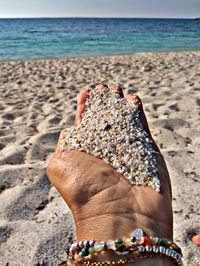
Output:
[0, 0, 199, 19]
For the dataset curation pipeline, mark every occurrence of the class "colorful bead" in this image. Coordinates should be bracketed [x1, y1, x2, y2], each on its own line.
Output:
[79, 241, 84, 248]
[131, 228, 144, 242]
[88, 247, 96, 255]
[138, 245, 145, 252]
[150, 237, 159, 245]
[136, 236, 144, 245]
[122, 237, 132, 247]
[81, 248, 89, 257]
[145, 246, 152, 252]
[161, 239, 169, 246]
[165, 248, 169, 255]
[115, 239, 124, 249]
[131, 236, 136, 243]
[153, 245, 159, 253]
[159, 246, 166, 254]
[83, 241, 90, 248]
[165, 248, 171, 256]
[71, 243, 78, 249]
[106, 240, 116, 250]
[143, 236, 151, 245]
[89, 240, 95, 246]
[171, 250, 177, 259]
[94, 242, 104, 252]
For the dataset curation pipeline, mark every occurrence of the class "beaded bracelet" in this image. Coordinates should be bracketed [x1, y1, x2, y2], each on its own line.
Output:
[68, 228, 183, 266]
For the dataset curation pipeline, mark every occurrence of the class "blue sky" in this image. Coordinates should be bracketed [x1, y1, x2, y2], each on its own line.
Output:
[0, 0, 199, 18]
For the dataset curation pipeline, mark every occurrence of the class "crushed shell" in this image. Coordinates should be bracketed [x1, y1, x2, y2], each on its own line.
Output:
[61, 87, 160, 192]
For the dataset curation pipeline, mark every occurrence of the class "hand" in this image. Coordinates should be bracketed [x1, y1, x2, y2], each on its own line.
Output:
[47, 85, 173, 243]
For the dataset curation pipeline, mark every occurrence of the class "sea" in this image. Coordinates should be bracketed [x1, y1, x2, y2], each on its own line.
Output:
[0, 18, 199, 61]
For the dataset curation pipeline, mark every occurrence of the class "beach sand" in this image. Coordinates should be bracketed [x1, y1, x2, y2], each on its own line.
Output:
[0, 51, 200, 265]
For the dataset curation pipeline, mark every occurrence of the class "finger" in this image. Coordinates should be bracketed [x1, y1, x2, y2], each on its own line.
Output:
[96, 83, 108, 90]
[126, 94, 151, 136]
[192, 234, 200, 247]
[125, 94, 160, 152]
[55, 129, 65, 154]
[111, 85, 124, 97]
[74, 88, 90, 126]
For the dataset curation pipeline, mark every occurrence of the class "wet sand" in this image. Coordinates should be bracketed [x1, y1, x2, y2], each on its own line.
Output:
[0, 51, 200, 265]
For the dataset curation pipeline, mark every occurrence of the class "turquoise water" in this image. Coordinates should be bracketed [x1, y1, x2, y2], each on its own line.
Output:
[0, 18, 200, 61]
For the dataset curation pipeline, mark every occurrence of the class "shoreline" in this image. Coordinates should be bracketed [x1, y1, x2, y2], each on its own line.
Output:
[0, 49, 200, 63]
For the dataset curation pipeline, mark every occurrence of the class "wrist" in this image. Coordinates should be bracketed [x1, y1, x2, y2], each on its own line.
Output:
[75, 214, 173, 242]
[75, 215, 135, 241]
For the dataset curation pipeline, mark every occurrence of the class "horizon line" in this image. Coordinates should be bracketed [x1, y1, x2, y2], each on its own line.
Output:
[0, 16, 196, 20]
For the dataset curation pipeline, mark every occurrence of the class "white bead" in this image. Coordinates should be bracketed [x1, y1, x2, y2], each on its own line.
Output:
[106, 240, 116, 250]
[93, 243, 104, 252]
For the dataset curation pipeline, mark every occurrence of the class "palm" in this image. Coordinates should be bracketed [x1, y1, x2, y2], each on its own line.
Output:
[48, 146, 173, 240]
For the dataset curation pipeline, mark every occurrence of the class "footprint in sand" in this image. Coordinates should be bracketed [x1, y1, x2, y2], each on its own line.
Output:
[26, 130, 60, 162]
[0, 164, 44, 193]
[5, 172, 51, 220]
